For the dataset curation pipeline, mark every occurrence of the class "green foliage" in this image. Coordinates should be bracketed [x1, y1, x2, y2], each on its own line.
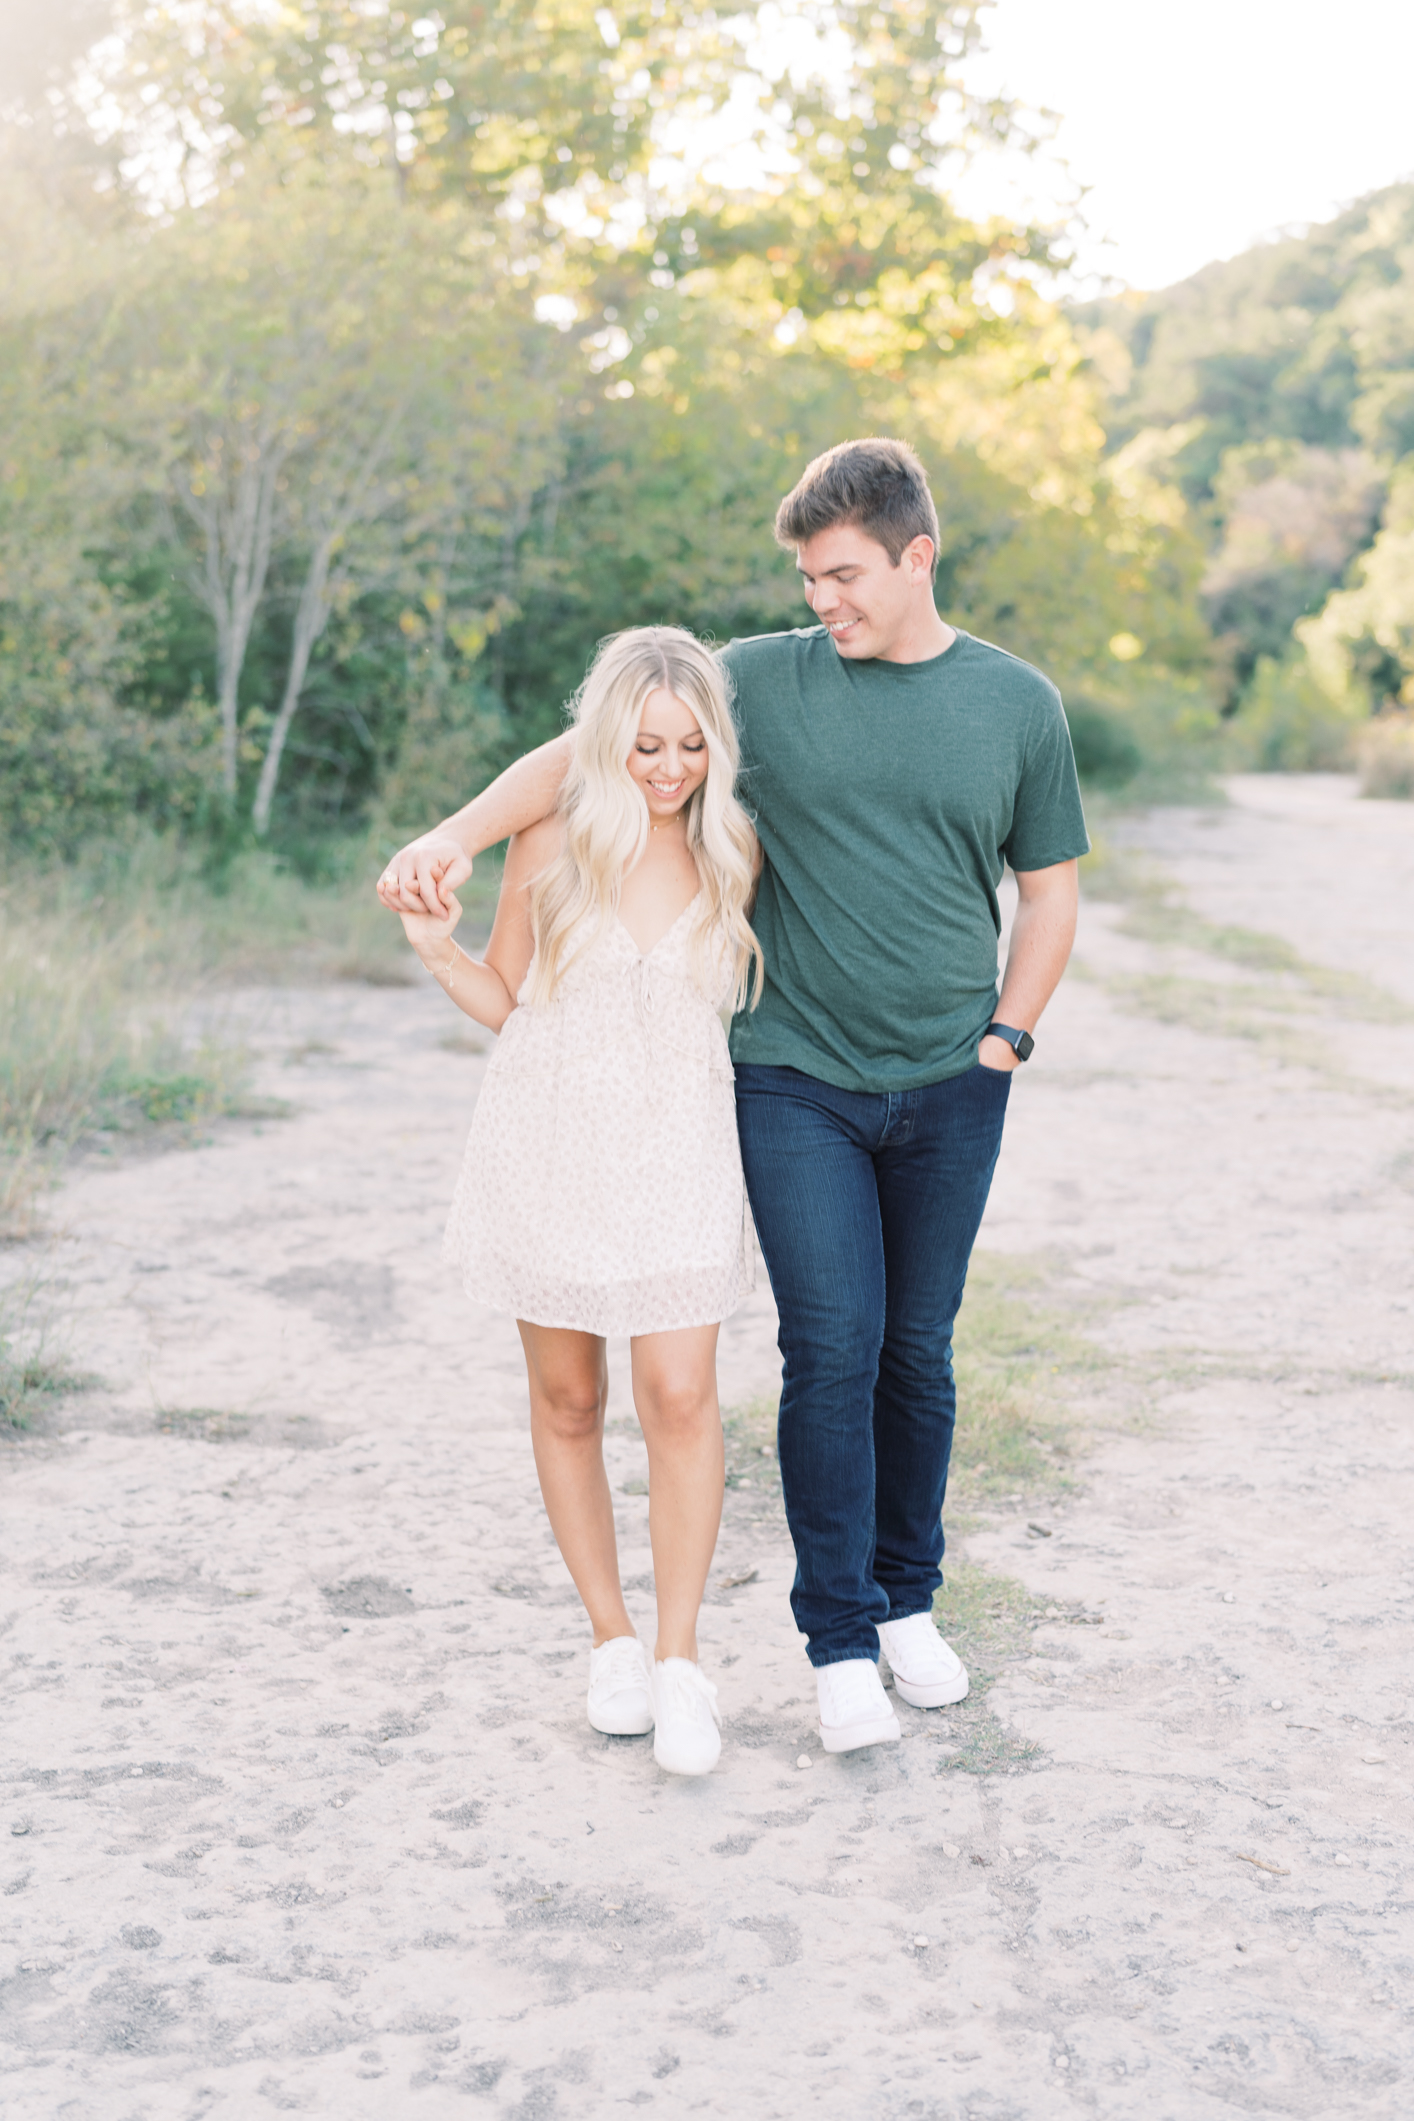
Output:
[1302, 460, 1414, 713]
[1093, 186, 1414, 485]
[1080, 844, 1414, 1084]
[1064, 702, 1143, 788]
[0, 0, 1219, 848]
[0, 828, 450, 1231]
[930, 1559, 1048, 1772]
[0, 189, 218, 838]
[0, 875, 251, 1232]
[948, 1251, 1094, 1504]
[1087, 185, 1414, 729]
[1358, 714, 1414, 799]
[0, 1279, 87, 1433]
[1225, 653, 1363, 771]
[82, 0, 736, 220]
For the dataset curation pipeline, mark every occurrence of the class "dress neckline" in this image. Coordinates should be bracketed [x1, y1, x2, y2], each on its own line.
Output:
[615, 888, 702, 961]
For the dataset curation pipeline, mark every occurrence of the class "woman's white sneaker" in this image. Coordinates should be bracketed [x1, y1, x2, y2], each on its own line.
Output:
[650, 1658, 722, 1775]
[587, 1635, 654, 1735]
[817, 1658, 902, 1752]
[877, 1612, 969, 1708]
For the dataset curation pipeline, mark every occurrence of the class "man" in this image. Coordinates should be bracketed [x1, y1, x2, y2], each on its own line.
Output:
[379, 438, 1087, 1753]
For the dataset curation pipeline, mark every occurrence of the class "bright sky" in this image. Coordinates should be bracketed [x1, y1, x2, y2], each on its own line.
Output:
[955, 0, 1414, 291]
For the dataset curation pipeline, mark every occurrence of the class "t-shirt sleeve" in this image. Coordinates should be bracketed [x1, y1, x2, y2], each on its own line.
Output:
[1002, 685, 1091, 870]
[718, 640, 755, 771]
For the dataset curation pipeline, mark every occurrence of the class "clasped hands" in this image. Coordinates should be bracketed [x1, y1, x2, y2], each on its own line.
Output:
[379, 834, 468, 966]
[376, 833, 469, 921]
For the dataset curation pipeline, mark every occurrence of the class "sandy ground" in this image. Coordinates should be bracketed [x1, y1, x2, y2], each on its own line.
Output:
[2, 774, 1412, 2120]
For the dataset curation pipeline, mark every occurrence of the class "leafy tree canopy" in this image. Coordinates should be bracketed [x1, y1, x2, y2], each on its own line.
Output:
[1082, 186, 1414, 711]
[1, 0, 1215, 849]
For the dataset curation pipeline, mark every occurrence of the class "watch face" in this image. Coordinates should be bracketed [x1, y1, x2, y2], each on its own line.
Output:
[1016, 1030, 1035, 1061]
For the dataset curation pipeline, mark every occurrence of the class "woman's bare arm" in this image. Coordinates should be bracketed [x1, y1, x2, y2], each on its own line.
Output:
[483, 818, 560, 1003]
[377, 731, 574, 919]
[397, 817, 561, 1031]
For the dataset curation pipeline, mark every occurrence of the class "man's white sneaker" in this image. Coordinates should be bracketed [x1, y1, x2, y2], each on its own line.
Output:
[650, 1658, 722, 1775]
[878, 1612, 969, 1708]
[817, 1658, 902, 1753]
[587, 1635, 654, 1736]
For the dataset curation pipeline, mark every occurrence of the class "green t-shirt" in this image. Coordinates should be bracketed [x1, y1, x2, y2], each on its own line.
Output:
[722, 625, 1090, 1092]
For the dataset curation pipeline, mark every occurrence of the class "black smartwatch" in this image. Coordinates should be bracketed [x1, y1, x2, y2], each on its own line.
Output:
[984, 1022, 1034, 1062]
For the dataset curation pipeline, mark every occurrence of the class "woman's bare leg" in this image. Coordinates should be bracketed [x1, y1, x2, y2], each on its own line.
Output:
[518, 1322, 634, 1647]
[630, 1323, 725, 1663]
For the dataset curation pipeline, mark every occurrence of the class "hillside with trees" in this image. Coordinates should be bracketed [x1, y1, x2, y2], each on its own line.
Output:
[1082, 183, 1414, 774]
[2, 3, 1412, 857]
[1, 0, 1214, 854]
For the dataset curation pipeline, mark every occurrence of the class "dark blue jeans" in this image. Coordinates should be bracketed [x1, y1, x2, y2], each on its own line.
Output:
[735, 1062, 1011, 1667]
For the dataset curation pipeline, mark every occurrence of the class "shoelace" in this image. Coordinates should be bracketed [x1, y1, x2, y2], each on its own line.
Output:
[822, 1662, 888, 1720]
[595, 1640, 645, 1691]
[883, 1620, 951, 1675]
[657, 1663, 720, 1728]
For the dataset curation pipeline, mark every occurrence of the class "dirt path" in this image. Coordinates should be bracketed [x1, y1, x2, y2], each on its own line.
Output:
[3, 776, 1412, 2119]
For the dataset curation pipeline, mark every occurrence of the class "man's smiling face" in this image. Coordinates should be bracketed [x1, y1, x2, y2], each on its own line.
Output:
[795, 522, 936, 661]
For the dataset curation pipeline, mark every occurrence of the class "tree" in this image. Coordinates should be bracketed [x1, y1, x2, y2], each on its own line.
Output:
[1301, 459, 1414, 712]
[0, 0, 1219, 846]
[1199, 443, 1383, 699]
[1079, 184, 1414, 712]
[0, 159, 217, 845]
[61, 0, 735, 220]
[99, 168, 564, 828]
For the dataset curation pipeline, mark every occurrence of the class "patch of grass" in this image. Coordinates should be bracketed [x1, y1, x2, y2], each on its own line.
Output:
[918, 1255, 1120, 1771]
[1, 826, 499, 1233]
[934, 1559, 1044, 1674]
[0, 912, 254, 1231]
[949, 1252, 1103, 1504]
[1082, 841, 1413, 1024]
[1104, 973, 1305, 1054]
[716, 1257, 1104, 1523]
[929, 1565, 1110, 1775]
[0, 1283, 90, 1431]
[1072, 690, 1228, 812]
[1078, 841, 1414, 1101]
[154, 1406, 253, 1441]
[930, 1563, 1047, 1775]
[1096, 971, 1412, 1106]
[723, 1394, 782, 1505]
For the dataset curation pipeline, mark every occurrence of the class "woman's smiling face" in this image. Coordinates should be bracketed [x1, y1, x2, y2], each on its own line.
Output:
[627, 687, 709, 820]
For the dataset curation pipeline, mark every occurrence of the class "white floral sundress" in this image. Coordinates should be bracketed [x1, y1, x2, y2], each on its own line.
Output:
[442, 892, 753, 1335]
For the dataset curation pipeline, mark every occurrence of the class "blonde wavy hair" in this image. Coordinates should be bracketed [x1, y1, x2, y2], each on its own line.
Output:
[527, 626, 763, 1013]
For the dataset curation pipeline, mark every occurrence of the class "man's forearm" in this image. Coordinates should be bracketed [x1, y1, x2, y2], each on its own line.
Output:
[436, 733, 572, 860]
[995, 883, 1077, 1030]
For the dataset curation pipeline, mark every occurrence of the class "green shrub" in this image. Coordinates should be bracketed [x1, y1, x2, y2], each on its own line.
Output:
[0, 902, 247, 1234]
[1358, 712, 1414, 798]
[1065, 701, 1144, 788]
[1230, 654, 1364, 771]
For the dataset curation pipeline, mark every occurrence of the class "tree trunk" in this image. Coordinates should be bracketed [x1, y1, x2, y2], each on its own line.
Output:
[250, 405, 405, 833]
[212, 606, 243, 801]
[181, 419, 286, 799]
[250, 532, 338, 835]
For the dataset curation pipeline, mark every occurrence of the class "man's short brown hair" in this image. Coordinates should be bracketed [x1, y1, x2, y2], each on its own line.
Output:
[774, 437, 941, 579]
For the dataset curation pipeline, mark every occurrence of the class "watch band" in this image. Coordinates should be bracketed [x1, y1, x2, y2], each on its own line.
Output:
[984, 1022, 1034, 1061]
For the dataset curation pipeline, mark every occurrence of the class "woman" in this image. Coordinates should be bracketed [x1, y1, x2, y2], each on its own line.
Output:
[389, 627, 762, 1777]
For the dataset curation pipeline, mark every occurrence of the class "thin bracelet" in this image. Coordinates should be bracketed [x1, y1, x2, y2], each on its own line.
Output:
[435, 939, 462, 995]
